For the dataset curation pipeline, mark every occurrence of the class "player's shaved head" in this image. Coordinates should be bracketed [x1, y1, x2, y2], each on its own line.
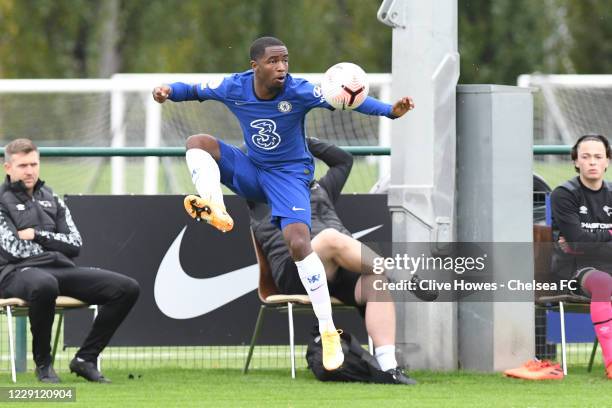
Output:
[250, 37, 286, 61]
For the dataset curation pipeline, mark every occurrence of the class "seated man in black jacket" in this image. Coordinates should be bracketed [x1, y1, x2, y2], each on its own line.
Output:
[249, 138, 437, 385]
[0, 138, 140, 383]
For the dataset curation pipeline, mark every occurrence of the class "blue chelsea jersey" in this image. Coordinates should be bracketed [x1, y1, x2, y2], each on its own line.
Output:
[198, 70, 330, 169]
[169, 70, 395, 169]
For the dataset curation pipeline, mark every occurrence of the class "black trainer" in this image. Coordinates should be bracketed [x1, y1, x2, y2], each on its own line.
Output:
[35, 364, 60, 383]
[69, 358, 111, 383]
[409, 274, 439, 302]
[387, 367, 418, 385]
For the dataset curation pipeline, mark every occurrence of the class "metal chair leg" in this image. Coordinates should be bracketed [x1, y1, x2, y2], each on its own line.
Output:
[6, 306, 17, 383]
[51, 313, 63, 365]
[243, 305, 266, 374]
[588, 337, 599, 373]
[560, 301, 567, 376]
[288, 302, 295, 379]
[92, 305, 101, 372]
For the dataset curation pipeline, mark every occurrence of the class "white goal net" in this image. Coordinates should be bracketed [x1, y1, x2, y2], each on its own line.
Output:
[518, 74, 612, 145]
[0, 74, 391, 195]
[518, 74, 612, 187]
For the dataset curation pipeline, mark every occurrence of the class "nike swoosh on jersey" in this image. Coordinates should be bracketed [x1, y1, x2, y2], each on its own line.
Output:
[292, 206, 305, 211]
[154, 224, 383, 319]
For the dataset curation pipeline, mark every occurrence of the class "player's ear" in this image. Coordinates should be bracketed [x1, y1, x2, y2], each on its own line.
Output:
[250, 59, 258, 71]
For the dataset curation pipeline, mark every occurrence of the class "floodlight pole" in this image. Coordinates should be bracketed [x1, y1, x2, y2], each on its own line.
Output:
[378, 0, 460, 369]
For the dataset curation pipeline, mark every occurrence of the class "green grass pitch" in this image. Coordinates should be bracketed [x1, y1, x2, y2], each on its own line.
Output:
[2, 366, 611, 407]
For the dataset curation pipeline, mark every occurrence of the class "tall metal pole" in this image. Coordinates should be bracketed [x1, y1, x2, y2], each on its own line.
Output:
[378, 0, 460, 369]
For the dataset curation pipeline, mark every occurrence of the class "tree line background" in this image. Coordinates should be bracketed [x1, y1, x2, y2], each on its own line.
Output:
[0, 0, 610, 84]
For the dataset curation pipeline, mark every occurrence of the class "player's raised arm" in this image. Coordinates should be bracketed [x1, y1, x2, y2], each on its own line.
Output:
[354, 95, 415, 119]
[153, 82, 207, 103]
[154, 79, 229, 104]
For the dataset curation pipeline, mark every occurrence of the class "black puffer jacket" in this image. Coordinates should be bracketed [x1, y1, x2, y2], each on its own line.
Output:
[0, 177, 82, 286]
[249, 138, 353, 283]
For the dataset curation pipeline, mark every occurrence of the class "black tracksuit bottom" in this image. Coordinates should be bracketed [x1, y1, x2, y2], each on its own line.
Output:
[0, 266, 139, 367]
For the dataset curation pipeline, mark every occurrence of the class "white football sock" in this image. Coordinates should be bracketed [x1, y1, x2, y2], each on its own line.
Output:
[186, 148, 224, 205]
[375, 344, 397, 371]
[295, 252, 336, 334]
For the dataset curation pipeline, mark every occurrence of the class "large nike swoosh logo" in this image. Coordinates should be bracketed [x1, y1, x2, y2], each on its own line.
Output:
[154, 224, 383, 319]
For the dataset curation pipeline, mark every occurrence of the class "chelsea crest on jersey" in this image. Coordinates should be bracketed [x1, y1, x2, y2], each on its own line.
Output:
[195, 70, 332, 169]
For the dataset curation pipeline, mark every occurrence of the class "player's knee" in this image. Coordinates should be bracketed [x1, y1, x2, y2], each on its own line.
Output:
[583, 269, 612, 297]
[115, 277, 140, 304]
[30, 276, 59, 302]
[122, 277, 140, 302]
[317, 228, 337, 242]
[287, 236, 312, 261]
[186, 134, 217, 151]
[318, 228, 344, 250]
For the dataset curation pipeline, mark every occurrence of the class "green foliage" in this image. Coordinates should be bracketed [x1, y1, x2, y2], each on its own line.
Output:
[564, 0, 612, 74]
[2, 1, 612, 83]
[0, 0, 390, 77]
[458, 0, 562, 84]
[0, 0, 99, 78]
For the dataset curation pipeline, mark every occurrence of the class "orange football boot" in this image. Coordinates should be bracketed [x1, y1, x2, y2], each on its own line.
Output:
[504, 359, 564, 380]
[184, 195, 234, 232]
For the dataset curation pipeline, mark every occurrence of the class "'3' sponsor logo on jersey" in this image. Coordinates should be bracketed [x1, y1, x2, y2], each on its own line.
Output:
[251, 119, 281, 150]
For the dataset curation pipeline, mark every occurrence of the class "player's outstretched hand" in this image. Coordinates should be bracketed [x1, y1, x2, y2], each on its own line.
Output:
[152, 85, 172, 103]
[391, 96, 415, 118]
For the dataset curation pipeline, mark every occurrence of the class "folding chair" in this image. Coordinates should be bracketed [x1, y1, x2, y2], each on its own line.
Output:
[533, 224, 602, 376]
[0, 296, 97, 383]
[243, 229, 367, 379]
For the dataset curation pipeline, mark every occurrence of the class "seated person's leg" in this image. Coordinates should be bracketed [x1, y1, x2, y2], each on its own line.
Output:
[310, 229, 396, 368]
[312, 228, 366, 275]
[580, 268, 612, 376]
[312, 228, 438, 301]
[0, 268, 59, 378]
[48, 266, 139, 380]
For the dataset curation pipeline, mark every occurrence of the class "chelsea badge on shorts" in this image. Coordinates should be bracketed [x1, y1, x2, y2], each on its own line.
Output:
[278, 101, 292, 113]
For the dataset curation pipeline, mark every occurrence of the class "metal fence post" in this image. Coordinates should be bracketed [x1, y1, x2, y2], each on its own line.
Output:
[15, 316, 27, 372]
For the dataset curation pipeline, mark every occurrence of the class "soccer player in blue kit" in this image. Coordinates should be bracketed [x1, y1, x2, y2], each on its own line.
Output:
[153, 36, 414, 371]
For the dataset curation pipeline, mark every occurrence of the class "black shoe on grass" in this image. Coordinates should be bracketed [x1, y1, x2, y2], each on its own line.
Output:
[387, 367, 418, 385]
[35, 364, 60, 383]
[69, 358, 111, 383]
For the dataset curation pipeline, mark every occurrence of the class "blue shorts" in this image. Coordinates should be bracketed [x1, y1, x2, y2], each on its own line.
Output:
[217, 140, 314, 229]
